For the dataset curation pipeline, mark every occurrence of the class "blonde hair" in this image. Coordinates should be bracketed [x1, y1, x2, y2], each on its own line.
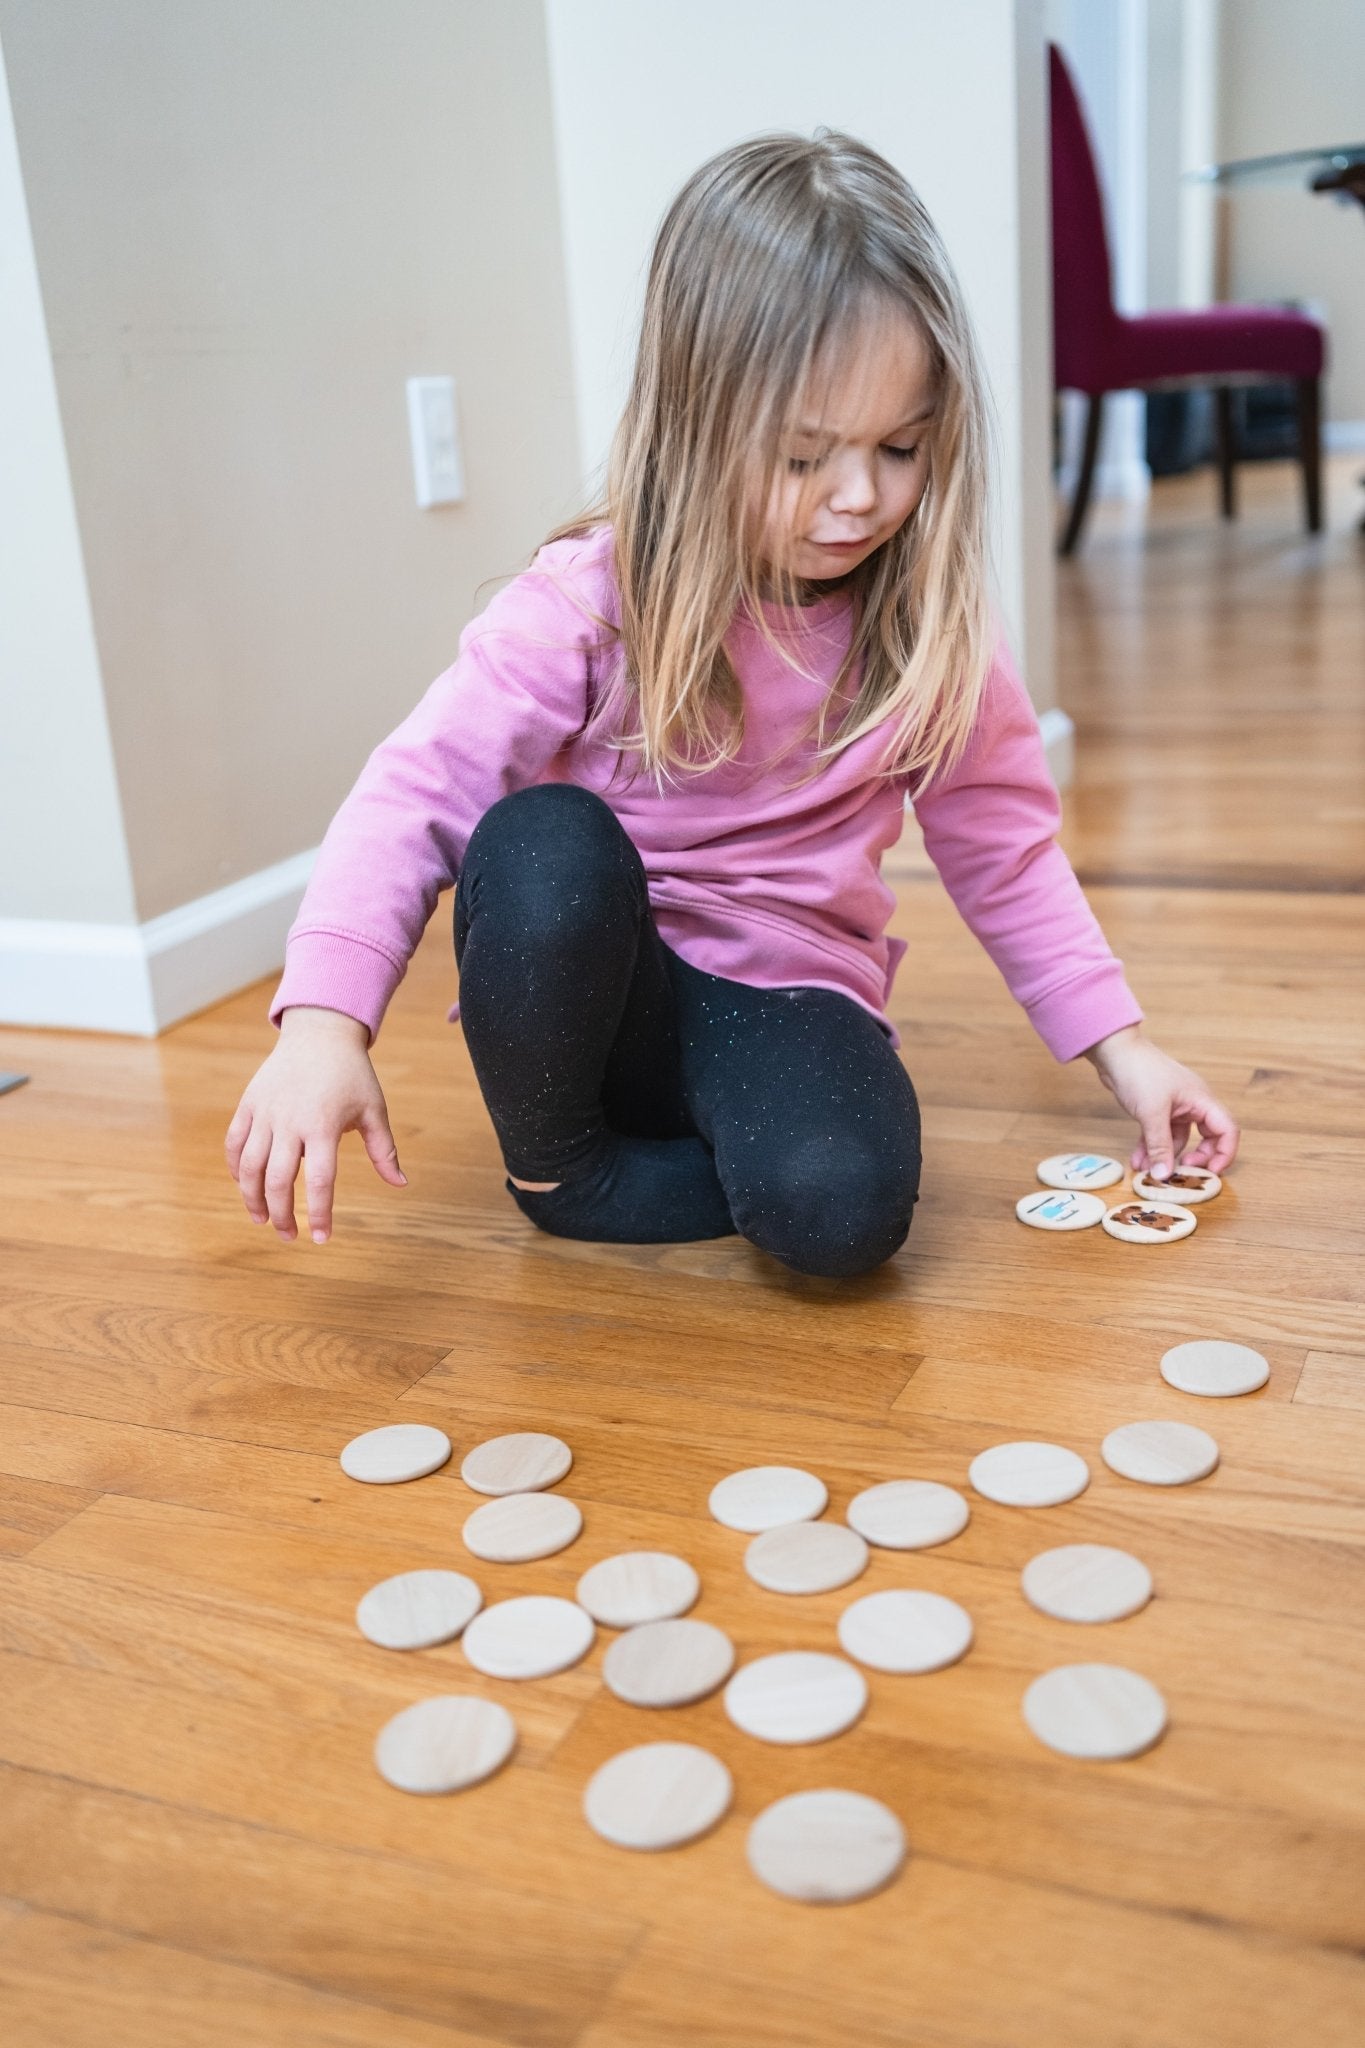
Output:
[542, 128, 995, 788]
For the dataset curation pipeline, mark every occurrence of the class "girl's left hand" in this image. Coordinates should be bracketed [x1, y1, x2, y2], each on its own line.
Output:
[1082, 1024, 1240, 1182]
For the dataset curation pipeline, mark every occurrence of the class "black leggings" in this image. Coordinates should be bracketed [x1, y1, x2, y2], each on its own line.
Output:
[452, 784, 921, 1279]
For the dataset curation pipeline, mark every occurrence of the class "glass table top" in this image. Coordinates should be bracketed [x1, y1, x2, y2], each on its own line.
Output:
[1188, 143, 1365, 189]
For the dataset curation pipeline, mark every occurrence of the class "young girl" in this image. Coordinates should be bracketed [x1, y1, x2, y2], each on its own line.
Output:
[227, 129, 1238, 1279]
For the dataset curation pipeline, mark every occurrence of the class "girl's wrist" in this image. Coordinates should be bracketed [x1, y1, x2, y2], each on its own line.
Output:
[1082, 1022, 1145, 1076]
[279, 1005, 369, 1048]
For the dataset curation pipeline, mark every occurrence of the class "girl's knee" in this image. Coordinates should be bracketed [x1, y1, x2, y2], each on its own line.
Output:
[457, 785, 641, 955]
[726, 1140, 919, 1279]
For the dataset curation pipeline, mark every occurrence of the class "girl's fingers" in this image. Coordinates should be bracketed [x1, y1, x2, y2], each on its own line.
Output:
[304, 1136, 340, 1244]
[1197, 1098, 1240, 1172]
[237, 1122, 274, 1223]
[225, 1101, 253, 1179]
[1137, 1104, 1174, 1182]
[360, 1105, 407, 1188]
[263, 1133, 304, 1239]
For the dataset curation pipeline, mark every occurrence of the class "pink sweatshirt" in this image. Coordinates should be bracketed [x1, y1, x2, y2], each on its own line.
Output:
[271, 523, 1141, 1062]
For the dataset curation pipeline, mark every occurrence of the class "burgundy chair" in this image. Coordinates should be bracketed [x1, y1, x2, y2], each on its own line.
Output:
[1050, 42, 1326, 554]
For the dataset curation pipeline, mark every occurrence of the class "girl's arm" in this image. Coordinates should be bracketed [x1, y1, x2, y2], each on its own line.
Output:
[911, 642, 1239, 1177]
[270, 530, 612, 1040]
[227, 530, 612, 1240]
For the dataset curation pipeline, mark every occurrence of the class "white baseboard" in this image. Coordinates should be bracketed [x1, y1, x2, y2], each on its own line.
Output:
[1039, 706, 1076, 791]
[0, 848, 317, 1036]
[1325, 420, 1365, 454]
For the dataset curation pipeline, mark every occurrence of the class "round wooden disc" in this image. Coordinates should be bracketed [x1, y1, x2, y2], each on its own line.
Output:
[462, 1491, 583, 1563]
[583, 1742, 733, 1851]
[1036, 1151, 1124, 1191]
[1102, 1420, 1219, 1486]
[461, 1595, 595, 1680]
[575, 1552, 700, 1628]
[969, 1441, 1090, 1508]
[373, 1694, 516, 1794]
[1133, 1165, 1221, 1205]
[744, 1521, 869, 1596]
[846, 1480, 970, 1551]
[460, 1431, 572, 1496]
[1022, 1663, 1168, 1760]
[708, 1465, 828, 1533]
[356, 1569, 483, 1650]
[836, 1588, 973, 1673]
[747, 1790, 906, 1903]
[724, 1651, 868, 1745]
[602, 1618, 735, 1707]
[339, 1424, 451, 1485]
[1021, 1544, 1153, 1624]
[1015, 1189, 1106, 1232]
[1159, 1339, 1269, 1398]
[1102, 1200, 1197, 1244]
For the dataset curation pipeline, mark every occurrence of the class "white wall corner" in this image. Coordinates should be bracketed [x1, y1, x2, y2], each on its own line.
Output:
[0, 848, 316, 1036]
[1039, 704, 1075, 789]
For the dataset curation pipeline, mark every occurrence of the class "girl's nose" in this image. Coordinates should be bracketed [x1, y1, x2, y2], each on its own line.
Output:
[826, 457, 878, 516]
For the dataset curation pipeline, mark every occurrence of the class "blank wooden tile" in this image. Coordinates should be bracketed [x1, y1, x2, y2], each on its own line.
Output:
[460, 1431, 573, 1496]
[1022, 1663, 1168, 1760]
[576, 1552, 701, 1629]
[339, 1424, 451, 1485]
[836, 1588, 973, 1674]
[1159, 1340, 1269, 1398]
[461, 1595, 595, 1680]
[744, 1521, 868, 1595]
[968, 1441, 1090, 1508]
[373, 1694, 517, 1794]
[747, 1790, 906, 1903]
[356, 1569, 483, 1650]
[462, 1491, 583, 1563]
[583, 1742, 732, 1851]
[1101, 1420, 1219, 1487]
[845, 1480, 970, 1551]
[708, 1465, 828, 1533]
[724, 1651, 867, 1745]
[602, 1619, 735, 1707]
[1021, 1545, 1153, 1625]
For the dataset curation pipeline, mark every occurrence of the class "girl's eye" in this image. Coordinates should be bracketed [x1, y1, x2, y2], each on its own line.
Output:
[786, 455, 819, 475]
[786, 443, 920, 475]
[885, 443, 920, 462]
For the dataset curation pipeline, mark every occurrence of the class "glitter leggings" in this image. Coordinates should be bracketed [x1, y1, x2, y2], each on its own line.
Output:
[453, 783, 921, 1278]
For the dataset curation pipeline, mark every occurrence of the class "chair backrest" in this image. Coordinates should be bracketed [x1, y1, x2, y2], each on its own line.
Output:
[1049, 42, 1118, 389]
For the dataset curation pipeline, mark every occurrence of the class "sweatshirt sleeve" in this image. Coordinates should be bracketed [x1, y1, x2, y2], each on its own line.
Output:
[910, 639, 1143, 1062]
[269, 530, 614, 1041]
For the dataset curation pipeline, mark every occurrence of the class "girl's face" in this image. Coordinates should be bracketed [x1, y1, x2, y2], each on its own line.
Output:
[752, 305, 937, 593]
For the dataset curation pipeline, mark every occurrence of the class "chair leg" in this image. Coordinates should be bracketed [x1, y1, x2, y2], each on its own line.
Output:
[1214, 387, 1237, 519]
[1297, 376, 1323, 532]
[1059, 392, 1104, 557]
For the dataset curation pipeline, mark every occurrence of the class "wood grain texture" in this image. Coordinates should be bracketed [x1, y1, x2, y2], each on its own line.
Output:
[1, 459, 1363, 2042]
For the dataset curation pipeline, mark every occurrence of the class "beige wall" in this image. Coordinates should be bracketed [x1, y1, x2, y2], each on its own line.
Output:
[0, 0, 582, 923]
[0, 35, 137, 925]
[1219, 0, 1365, 424]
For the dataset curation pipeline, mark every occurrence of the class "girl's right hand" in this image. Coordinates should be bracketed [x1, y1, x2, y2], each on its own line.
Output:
[225, 1006, 407, 1243]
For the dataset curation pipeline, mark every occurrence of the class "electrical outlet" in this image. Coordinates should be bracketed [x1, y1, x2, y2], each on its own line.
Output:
[406, 375, 465, 508]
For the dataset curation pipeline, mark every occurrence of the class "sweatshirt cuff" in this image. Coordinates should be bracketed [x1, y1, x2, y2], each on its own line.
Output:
[268, 929, 406, 1043]
[1024, 961, 1145, 1064]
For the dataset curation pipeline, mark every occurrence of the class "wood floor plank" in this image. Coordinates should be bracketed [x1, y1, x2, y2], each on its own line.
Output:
[0, 1765, 641, 2047]
[0, 1473, 100, 1559]
[1294, 1351, 1365, 1412]
[0, 1906, 506, 2048]
[577, 1884, 1365, 2048]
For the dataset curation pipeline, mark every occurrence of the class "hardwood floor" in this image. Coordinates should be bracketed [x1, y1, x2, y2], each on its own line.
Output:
[2, 456, 1363, 2047]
